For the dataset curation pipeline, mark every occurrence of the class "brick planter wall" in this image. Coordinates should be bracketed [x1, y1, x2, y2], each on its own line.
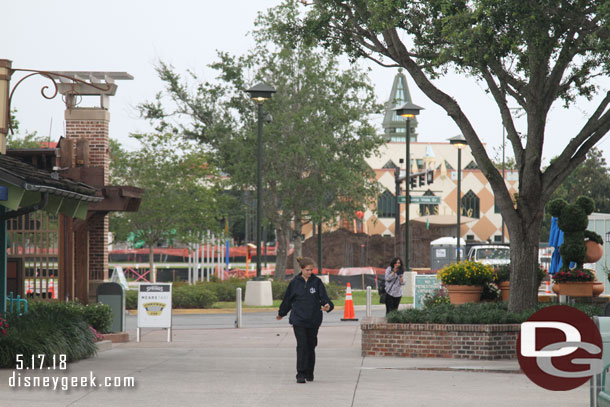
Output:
[361, 317, 519, 360]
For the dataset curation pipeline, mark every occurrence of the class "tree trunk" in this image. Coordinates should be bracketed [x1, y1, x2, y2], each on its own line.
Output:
[507, 212, 544, 311]
[275, 221, 291, 280]
[293, 215, 303, 274]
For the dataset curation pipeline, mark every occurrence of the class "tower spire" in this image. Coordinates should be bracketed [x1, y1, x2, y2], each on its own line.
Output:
[382, 68, 418, 141]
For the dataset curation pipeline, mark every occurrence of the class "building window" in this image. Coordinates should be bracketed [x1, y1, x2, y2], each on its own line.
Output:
[461, 190, 480, 218]
[382, 160, 398, 169]
[464, 160, 479, 169]
[377, 190, 396, 218]
[494, 235, 503, 242]
[440, 160, 453, 170]
[419, 189, 439, 217]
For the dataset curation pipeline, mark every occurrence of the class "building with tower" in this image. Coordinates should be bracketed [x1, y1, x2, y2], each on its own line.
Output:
[363, 69, 517, 248]
[298, 69, 517, 260]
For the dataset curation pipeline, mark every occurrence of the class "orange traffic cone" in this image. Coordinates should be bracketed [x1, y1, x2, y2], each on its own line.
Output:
[341, 283, 358, 321]
[545, 281, 551, 294]
[49, 279, 56, 299]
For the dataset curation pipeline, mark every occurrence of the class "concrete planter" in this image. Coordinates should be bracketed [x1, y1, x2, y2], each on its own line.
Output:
[361, 317, 519, 360]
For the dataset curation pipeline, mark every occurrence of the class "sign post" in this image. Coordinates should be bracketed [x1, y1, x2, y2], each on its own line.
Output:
[398, 195, 441, 204]
[137, 283, 173, 343]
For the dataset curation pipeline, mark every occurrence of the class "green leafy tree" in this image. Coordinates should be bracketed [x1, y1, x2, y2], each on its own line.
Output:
[139, 3, 383, 278]
[540, 147, 610, 241]
[109, 134, 226, 275]
[284, 0, 610, 311]
[6, 109, 49, 148]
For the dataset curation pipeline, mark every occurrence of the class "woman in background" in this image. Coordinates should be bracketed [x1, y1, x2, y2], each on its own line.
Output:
[384, 257, 405, 315]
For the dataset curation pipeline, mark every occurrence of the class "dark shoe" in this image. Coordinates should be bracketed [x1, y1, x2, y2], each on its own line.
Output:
[296, 377, 306, 383]
[306, 375, 314, 382]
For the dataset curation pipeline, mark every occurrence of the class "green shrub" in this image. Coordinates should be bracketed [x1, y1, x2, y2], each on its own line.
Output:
[0, 301, 97, 368]
[325, 282, 345, 301]
[202, 279, 247, 301]
[272, 280, 290, 300]
[494, 265, 511, 283]
[82, 303, 113, 333]
[494, 264, 547, 285]
[387, 302, 605, 324]
[481, 283, 500, 301]
[547, 196, 601, 270]
[125, 289, 138, 310]
[173, 285, 217, 308]
[422, 288, 450, 309]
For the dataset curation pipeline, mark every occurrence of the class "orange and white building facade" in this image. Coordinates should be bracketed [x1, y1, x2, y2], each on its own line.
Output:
[303, 69, 517, 243]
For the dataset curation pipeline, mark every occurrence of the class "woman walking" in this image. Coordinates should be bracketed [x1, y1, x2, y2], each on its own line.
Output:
[277, 256, 334, 383]
[384, 257, 405, 315]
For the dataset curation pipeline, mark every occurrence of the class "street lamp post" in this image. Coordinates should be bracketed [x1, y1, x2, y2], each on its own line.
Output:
[449, 135, 468, 262]
[394, 102, 423, 271]
[246, 83, 276, 279]
[394, 162, 402, 257]
[501, 125, 505, 243]
[501, 107, 524, 243]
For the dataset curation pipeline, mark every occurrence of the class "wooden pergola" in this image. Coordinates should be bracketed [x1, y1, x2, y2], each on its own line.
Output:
[0, 154, 102, 312]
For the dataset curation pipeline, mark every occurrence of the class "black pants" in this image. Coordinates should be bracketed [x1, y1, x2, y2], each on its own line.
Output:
[293, 326, 319, 379]
[385, 294, 401, 315]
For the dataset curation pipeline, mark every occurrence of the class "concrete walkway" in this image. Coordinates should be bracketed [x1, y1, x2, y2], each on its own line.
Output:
[0, 325, 590, 407]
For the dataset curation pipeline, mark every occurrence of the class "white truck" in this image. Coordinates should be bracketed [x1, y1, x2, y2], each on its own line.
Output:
[466, 244, 511, 267]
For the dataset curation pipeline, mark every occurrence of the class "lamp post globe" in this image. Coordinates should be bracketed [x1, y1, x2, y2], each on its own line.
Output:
[246, 83, 276, 279]
[393, 102, 424, 272]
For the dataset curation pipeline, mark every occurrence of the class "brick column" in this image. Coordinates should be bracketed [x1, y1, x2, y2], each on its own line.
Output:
[88, 214, 108, 281]
[64, 108, 110, 184]
[65, 108, 110, 281]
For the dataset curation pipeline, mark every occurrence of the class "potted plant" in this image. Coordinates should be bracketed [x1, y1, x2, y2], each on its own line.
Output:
[494, 265, 511, 301]
[551, 268, 597, 296]
[494, 264, 548, 301]
[547, 196, 604, 297]
[437, 261, 494, 304]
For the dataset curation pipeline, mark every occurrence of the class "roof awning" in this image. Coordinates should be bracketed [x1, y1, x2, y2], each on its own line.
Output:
[0, 155, 102, 219]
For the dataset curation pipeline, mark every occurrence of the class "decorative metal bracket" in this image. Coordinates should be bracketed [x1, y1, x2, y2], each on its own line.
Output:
[7, 69, 112, 134]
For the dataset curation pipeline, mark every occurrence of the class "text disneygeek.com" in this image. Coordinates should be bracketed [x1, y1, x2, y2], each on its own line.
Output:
[9, 371, 136, 391]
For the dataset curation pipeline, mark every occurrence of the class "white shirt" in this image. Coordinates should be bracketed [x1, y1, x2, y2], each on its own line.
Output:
[384, 266, 405, 297]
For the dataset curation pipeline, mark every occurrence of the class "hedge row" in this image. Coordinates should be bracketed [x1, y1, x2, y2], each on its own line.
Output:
[125, 279, 346, 310]
[386, 302, 605, 324]
[0, 301, 112, 368]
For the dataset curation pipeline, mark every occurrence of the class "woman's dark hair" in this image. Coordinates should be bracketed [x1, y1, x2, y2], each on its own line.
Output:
[389, 257, 404, 273]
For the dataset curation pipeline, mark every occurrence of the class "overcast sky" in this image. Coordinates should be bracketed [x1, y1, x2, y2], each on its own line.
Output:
[5, 0, 610, 165]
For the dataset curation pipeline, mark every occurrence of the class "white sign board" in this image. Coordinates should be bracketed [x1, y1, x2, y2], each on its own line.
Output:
[137, 283, 172, 329]
[435, 249, 446, 258]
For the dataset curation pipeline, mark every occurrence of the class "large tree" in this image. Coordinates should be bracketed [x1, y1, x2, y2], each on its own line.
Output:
[283, 0, 610, 310]
[109, 133, 226, 276]
[140, 3, 384, 278]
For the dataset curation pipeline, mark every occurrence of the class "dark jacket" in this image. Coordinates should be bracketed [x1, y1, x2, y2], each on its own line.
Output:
[278, 273, 334, 328]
